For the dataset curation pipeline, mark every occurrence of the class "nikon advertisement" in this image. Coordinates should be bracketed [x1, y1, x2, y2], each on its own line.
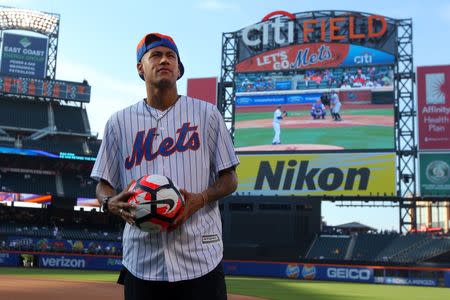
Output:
[236, 152, 396, 196]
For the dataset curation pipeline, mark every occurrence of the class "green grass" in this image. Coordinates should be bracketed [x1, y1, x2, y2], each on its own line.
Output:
[0, 268, 449, 300]
[235, 126, 394, 149]
[0, 267, 117, 282]
[235, 108, 394, 149]
[235, 109, 393, 121]
[227, 277, 450, 300]
[0, 268, 450, 300]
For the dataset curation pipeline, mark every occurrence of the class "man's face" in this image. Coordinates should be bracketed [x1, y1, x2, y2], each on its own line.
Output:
[137, 46, 180, 88]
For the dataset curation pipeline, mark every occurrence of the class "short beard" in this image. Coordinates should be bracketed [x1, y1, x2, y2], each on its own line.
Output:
[153, 78, 175, 89]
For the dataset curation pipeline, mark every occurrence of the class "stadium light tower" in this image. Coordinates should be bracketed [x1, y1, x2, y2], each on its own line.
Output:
[0, 6, 60, 79]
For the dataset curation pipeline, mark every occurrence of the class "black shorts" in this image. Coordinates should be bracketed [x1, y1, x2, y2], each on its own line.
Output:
[119, 262, 227, 300]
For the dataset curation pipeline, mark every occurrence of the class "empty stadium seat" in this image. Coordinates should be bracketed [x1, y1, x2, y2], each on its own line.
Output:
[306, 235, 350, 260]
[52, 103, 86, 133]
[0, 97, 48, 129]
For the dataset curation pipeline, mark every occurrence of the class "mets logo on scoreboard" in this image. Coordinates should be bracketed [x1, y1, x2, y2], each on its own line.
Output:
[125, 122, 200, 169]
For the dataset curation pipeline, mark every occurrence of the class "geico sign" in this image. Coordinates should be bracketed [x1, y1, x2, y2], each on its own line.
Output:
[327, 268, 371, 280]
[242, 11, 387, 47]
[41, 256, 86, 268]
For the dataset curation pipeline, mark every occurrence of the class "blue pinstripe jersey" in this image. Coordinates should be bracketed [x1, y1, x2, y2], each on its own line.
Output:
[91, 96, 239, 282]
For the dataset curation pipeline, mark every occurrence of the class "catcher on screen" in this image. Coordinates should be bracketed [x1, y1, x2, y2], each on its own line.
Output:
[91, 32, 239, 300]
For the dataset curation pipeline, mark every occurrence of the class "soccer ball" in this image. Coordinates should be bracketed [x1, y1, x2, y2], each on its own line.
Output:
[128, 174, 185, 233]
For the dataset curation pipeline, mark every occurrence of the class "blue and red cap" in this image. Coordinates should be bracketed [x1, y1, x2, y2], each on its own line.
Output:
[136, 33, 184, 80]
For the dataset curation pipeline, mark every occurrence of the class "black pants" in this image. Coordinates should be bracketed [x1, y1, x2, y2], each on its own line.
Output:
[120, 262, 227, 300]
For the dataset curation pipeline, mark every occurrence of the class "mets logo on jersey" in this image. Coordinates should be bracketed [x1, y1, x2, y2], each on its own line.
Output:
[125, 122, 200, 169]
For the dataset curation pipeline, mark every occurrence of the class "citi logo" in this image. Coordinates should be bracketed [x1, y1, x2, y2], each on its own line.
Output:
[41, 256, 86, 268]
[254, 160, 370, 191]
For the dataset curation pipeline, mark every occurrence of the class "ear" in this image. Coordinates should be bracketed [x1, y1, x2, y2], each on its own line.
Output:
[137, 62, 144, 77]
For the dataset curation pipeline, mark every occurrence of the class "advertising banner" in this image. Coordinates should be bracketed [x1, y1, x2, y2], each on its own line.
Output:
[0, 75, 91, 102]
[7, 236, 122, 254]
[0, 146, 96, 161]
[38, 254, 122, 271]
[0, 252, 20, 266]
[236, 92, 321, 107]
[236, 152, 396, 196]
[223, 261, 374, 283]
[0, 192, 52, 204]
[417, 65, 450, 150]
[236, 11, 397, 62]
[1, 33, 48, 78]
[236, 44, 394, 73]
[419, 152, 450, 196]
[375, 277, 438, 287]
[445, 271, 450, 287]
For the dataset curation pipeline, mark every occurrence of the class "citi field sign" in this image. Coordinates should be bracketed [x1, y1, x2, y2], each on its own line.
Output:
[235, 152, 396, 196]
[236, 10, 397, 71]
[242, 11, 387, 47]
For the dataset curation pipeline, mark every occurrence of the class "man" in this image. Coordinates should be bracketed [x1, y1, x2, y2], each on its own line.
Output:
[91, 33, 239, 300]
[330, 90, 342, 121]
[272, 105, 287, 144]
[310, 99, 326, 120]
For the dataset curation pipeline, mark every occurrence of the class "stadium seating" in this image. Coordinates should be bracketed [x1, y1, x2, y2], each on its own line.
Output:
[375, 233, 431, 261]
[305, 235, 350, 260]
[0, 97, 48, 129]
[351, 233, 397, 261]
[0, 171, 56, 195]
[389, 236, 450, 263]
[52, 103, 87, 133]
[61, 173, 96, 198]
[22, 137, 85, 154]
[235, 65, 394, 93]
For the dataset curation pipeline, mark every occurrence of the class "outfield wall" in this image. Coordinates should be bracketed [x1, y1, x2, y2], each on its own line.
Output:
[0, 251, 122, 271]
[1, 251, 449, 287]
[222, 260, 450, 288]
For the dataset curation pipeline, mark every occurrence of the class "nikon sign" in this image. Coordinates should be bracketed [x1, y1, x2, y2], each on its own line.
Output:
[236, 152, 396, 196]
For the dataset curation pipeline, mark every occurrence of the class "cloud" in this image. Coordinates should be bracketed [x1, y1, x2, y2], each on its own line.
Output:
[57, 59, 143, 138]
[196, 0, 239, 12]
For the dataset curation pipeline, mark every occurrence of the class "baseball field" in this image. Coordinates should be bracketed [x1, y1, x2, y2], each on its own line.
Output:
[1, 267, 449, 300]
[235, 104, 394, 151]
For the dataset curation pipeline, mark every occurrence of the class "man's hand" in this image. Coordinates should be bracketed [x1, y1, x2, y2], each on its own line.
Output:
[100, 180, 136, 225]
[168, 189, 205, 231]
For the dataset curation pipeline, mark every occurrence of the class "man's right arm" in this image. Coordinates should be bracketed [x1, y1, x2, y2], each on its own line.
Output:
[96, 179, 136, 224]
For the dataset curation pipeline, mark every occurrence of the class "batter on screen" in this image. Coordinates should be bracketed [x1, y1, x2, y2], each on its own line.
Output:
[91, 33, 239, 300]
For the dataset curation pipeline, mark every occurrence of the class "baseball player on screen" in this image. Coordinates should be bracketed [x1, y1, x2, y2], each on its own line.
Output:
[330, 90, 342, 121]
[91, 33, 239, 300]
[272, 105, 287, 144]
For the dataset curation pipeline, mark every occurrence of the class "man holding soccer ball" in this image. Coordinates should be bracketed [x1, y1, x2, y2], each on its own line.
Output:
[91, 33, 239, 300]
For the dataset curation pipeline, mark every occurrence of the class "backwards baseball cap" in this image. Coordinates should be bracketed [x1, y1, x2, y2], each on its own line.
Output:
[136, 33, 184, 80]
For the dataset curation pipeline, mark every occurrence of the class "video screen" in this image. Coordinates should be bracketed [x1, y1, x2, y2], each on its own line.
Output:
[0, 192, 52, 204]
[77, 197, 99, 207]
[234, 65, 395, 151]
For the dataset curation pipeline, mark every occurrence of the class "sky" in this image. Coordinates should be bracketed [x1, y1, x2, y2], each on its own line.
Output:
[2, 0, 450, 231]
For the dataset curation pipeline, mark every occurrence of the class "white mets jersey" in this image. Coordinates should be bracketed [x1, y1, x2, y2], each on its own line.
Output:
[91, 96, 239, 282]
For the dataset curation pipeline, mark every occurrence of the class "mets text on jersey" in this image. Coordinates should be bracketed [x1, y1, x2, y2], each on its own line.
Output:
[125, 122, 200, 169]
